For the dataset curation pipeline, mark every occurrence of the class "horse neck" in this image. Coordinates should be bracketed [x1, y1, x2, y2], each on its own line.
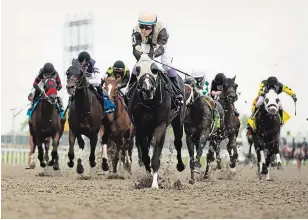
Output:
[37, 100, 57, 121]
[74, 88, 92, 112]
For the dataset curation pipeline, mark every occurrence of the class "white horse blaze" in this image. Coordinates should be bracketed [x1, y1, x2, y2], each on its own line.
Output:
[151, 172, 159, 189]
[260, 150, 265, 173]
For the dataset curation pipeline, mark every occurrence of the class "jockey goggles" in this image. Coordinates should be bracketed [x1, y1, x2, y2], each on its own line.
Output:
[139, 25, 153, 30]
[113, 67, 125, 74]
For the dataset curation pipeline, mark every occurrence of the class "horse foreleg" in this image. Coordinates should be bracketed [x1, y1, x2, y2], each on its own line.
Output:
[26, 133, 36, 169]
[112, 141, 120, 174]
[204, 140, 215, 179]
[100, 128, 110, 172]
[44, 138, 50, 164]
[213, 140, 222, 170]
[49, 133, 60, 170]
[171, 117, 185, 172]
[37, 138, 46, 168]
[186, 135, 196, 184]
[136, 129, 151, 173]
[227, 135, 238, 170]
[151, 124, 167, 189]
[89, 133, 98, 168]
[67, 129, 76, 168]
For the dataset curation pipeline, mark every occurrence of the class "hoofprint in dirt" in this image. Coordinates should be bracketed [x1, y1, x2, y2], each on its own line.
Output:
[2, 163, 308, 219]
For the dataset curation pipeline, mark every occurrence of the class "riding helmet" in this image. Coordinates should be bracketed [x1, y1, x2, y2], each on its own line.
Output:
[42, 63, 55, 75]
[214, 73, 226, 84]
[78, 51, 91, 63]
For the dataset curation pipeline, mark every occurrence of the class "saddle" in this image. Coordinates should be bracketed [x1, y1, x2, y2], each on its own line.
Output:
[202, 96, 221, 129]
[27, 98, 65, 119]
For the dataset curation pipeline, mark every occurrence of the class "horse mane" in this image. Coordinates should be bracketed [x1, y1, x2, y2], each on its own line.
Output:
[66, 59, 84, 78]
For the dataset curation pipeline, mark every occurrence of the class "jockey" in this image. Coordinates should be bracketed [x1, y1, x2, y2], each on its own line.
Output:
[128, 11, 183, 104]
[191, 69, 209, 95]
[210, 73, 239, 117]
[106, 60, 130, 89]
[248, 76, 297, 126]
[28, 63, 64, 112]
[77, 51, 104, 108]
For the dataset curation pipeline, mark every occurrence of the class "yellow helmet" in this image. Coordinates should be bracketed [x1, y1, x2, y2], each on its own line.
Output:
[138, 11, 157, 25]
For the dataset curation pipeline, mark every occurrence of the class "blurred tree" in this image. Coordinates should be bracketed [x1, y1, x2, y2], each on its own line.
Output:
[20, 118, 29, 132]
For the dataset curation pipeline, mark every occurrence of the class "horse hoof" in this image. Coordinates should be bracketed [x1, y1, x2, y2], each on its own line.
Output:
[67, 161, 74, 168]
[90, 161, 97, 168]
[48, 161, 54, 166]
[102, 158, 109, 171]
[229, 162, 236, 169]
[188, 179, 195, 185]
[53, 164, 60, 171]
[76, 163, 84, 174]
[27, 163, 36, 169]
[277, 162, 283, 170]
[194, 161, 202, 169]
[176, 163, 186, 172]
[40, 162, 46, 168]
[138, 160, 144, 167]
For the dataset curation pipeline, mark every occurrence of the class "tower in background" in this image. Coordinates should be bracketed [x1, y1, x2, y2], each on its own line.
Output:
[62, 12, 94, 105]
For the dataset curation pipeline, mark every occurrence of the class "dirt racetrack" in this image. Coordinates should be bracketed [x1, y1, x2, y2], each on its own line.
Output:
[1, 160, 308, 219]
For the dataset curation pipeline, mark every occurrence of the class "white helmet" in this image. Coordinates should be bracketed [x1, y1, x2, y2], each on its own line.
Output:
[138, 11, 157, 25]
[191, 69, 206, 89]
[191, 69, 206, 78]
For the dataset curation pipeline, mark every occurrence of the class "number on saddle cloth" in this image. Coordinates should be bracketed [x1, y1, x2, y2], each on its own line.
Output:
[26, 98, 65, 119]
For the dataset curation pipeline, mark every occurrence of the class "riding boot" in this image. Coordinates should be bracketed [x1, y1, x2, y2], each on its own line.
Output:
[96, 86, 105, 110]
[28, 90, 40, 111]
[57, 96, 64, 112]
[168, 76, 184, 106]
[279, 109, 284, 125]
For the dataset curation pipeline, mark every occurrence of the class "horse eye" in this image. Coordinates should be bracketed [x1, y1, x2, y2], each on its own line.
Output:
[276, 98, 279, 104]
[265, 98, 269, 103]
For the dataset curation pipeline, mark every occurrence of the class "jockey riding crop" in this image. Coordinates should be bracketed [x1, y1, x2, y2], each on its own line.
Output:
[152, 59, 192, 77]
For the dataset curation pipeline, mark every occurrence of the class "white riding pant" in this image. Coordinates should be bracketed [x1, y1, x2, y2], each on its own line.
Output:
[86, 72, 102, 87]
[141, 44, 173, 72]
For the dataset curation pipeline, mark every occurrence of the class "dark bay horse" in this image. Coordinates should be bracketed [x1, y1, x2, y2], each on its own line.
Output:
[183, 77, 225, 184]
[203, 76, 240, 177]
[100, 76, 134, 174]
[29, 78, 65, 170]
[128, 54, 186, 189]
[253, 89, 282, 180]
[66, 59, 104, 174]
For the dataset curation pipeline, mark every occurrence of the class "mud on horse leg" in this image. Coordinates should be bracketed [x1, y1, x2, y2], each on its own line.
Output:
[227, 135, 238, 170]
[186, 135, 196, 184]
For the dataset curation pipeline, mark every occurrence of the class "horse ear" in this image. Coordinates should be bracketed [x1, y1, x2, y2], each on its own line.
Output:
[232, 75, 236, 81]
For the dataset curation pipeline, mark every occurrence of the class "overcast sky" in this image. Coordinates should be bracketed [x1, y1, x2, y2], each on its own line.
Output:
[1, 0, 307, 136]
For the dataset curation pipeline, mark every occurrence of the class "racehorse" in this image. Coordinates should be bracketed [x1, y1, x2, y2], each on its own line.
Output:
[28, 78, 65, 170]
[66, 59, 104, 174]
[203, 76, 240, 177]
[127, 54, 186, 189]
[253, 89, 282, 180]
[183, 77, 224, 184]
[100, 76, 134, 174]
